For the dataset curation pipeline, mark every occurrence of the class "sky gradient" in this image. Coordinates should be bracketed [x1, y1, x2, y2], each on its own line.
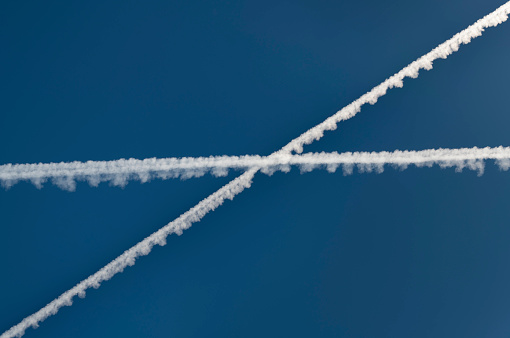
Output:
[1, 1, 510, 337]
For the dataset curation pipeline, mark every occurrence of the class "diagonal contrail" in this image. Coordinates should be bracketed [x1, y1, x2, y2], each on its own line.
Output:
[3, 2, 509, 337]
[278, 2, 510, 155]
[3, 146, 510, 190]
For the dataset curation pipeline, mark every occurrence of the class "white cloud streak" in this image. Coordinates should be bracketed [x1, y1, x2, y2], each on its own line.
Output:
[288, 146, 510, 176]
[3, 146, 510, 191]
[3, 2, 510, 337]
[0, 168, 257, 338]
[0, 155, 267, 191]
[277, 2, 510, 155]
[3, 146, 510, 338]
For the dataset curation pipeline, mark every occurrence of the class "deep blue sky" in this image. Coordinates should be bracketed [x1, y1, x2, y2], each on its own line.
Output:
[1, 1, 510, 337]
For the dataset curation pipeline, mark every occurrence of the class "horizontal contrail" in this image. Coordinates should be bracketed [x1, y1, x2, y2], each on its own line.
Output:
[3, 148, 507, 338]
[0, 155, 265, 190]
[4, 2, 510, 193]
[3, 2, 509, 337]
[3, 146, 510, 190]
[264, 146, 510, 177]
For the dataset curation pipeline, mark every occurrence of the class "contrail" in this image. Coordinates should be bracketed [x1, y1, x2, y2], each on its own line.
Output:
[3, 146, 510, 338]
[0, 168, 258, 338]
[288, 146, 510, 176]
[3, 146, 510, 190]
[278, 2, 510, 155]
[3, 2, 509, 337]
[0, 155, 269, 191]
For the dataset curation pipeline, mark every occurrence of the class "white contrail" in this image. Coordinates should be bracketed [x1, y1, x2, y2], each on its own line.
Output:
[0, 155, 268, 191]
[3, 146, 510, 190]
[278, 2, 510, 155]
[3, 2, 510, 337]
[3, 146, 510, 338]
[4, 2, 510, 192]
[0, 168, 258, 338]
[288, 146, 510, 176]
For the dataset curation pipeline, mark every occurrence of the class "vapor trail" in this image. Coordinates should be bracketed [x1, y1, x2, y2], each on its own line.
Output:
[0, 155, 268, 191]
[287, 146, 510, 176]
[3, 146, 510, 190]
[0, 168, 257, 338]
[3, 2, 509, 337]
[278, 2, 510, 155]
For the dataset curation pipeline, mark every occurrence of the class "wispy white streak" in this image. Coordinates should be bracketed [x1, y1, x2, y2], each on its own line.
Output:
[286, 146, 510, 176]
[278, 2, 510, 155]
[2, 145, 509, 337]
[0, 169, 257, 338]
[0, 156, 266, 191]
[3, 146, 510, 190]
[3, 2, 510, 337]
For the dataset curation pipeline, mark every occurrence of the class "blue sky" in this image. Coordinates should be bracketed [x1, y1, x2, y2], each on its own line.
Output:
[1, 0, 510, 337]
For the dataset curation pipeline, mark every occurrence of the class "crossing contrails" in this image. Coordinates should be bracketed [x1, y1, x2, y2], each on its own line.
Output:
[2, 2, 510, 337]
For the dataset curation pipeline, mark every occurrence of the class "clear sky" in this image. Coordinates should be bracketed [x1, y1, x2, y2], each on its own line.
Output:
[1, 1, 510, 337]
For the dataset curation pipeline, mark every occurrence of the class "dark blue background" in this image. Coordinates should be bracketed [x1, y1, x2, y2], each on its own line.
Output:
[1, 1, 510, 337]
